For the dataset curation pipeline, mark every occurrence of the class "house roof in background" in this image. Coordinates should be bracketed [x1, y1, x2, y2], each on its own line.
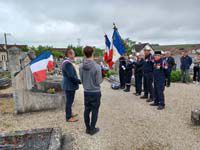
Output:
[152, 44, 200, 55]
[0, 44, 27, 51]
[134, 43, 154, 52]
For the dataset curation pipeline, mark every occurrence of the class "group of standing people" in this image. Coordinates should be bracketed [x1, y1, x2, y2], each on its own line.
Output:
[61, 45, 199, 135]
[119, 48, 176, 110]
[61, 46, 103, 135]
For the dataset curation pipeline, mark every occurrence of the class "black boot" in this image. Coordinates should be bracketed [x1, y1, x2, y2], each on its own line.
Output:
[120, 85, 125, 89]
[140, 95, 148, 99]
[124, 85, 130, 92]
[146, 98, 153, 102]
[90, 127, 100, 135]
[157, 105, 165, 110]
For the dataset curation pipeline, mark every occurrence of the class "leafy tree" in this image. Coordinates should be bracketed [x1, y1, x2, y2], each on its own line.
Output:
[66, 45, 83, 56]
[21, 45, 29, 52]
[94, 47, 103, 57]
[122, 38, 136, 55]
[29, 45, 103, 58]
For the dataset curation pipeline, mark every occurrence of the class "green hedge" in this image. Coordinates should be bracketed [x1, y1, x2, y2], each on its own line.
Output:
[171, 70, 182, 82]
[171, 70, 193, 82]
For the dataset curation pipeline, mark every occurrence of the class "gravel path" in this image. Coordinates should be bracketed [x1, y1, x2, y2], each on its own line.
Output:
[1, 81, 200, 150]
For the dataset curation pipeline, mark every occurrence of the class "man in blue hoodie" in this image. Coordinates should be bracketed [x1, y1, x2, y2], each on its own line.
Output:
[79, 46, 103, 135]
[62, 49, 81, 122]
[180, 51, 192, 83]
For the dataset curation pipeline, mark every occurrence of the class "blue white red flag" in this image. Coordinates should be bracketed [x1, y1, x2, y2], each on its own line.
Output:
[103, 34, 114, 68]
[112, 26, 126, 62]
[30, 51, 54, 83]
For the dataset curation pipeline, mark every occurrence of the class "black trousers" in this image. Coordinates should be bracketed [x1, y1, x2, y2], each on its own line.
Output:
[143, 72, 154, 98]
[125, 72, 132, 85]
[65, 90, 75, 120]
[166, 68, 172, 86]
[84, 92, 101, 130]
[193, 66, 200, 82]
[154, 78, 165, 106]
[135, 73, 143, 94]
[119, 70, 126, 88]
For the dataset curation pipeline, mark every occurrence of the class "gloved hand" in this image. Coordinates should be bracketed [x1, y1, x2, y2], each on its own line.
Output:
[121, 65, 126, 70]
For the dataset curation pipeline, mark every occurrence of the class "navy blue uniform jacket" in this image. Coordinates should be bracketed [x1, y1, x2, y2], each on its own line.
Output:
[180, 56, 192, 70]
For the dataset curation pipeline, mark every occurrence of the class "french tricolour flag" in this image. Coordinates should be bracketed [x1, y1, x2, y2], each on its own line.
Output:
[30, 51, 54, 83]
[112, 25, 125, 63]
[103, 34, 114, 69]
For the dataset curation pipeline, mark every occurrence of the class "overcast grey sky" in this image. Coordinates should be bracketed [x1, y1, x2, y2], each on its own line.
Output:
[0, 0, 199, 48]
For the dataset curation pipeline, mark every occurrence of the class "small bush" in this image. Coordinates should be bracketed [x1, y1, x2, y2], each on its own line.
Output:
[105, 70, 117, 78]
[171, 70, 182, 82]
[47, 88, 55, 94]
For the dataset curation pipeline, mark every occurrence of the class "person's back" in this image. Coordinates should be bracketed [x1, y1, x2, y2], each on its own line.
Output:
[79, 46, 103, 136]
[79, 60, 103, 92]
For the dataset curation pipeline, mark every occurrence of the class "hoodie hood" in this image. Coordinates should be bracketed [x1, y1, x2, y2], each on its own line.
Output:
[82, 60, 95, 71]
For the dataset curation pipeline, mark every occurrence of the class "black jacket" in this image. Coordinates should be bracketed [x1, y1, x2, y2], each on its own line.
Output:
[119, 57, 126, 72]
[166, 56, 175, 69]
[180, 55, 192, 70]
[143, 54, 154, 73]
[134, 59, 144, 75]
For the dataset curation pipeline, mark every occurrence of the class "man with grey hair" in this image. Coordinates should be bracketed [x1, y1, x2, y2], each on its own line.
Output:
[62, 48, 81, 122]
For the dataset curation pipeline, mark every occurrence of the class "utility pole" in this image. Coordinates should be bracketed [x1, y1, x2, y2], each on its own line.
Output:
[3, 33, 11, 70]
[4, 33, 11, 50]
[77, 38, 81, 47]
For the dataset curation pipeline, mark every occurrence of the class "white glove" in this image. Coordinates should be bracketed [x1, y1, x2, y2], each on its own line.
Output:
[122, 65, 126, 70]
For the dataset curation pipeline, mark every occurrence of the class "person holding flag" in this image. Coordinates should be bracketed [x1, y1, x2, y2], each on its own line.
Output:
[112, 23, 126, 88]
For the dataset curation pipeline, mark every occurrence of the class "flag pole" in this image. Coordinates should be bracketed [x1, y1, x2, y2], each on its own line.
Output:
[113, 23, 117, 30]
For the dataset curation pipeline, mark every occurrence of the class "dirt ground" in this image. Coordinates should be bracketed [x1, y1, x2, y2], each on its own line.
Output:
[0, 81, 200, 150]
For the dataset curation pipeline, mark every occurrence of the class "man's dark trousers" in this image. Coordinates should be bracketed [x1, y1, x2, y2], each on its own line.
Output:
[193, 66, 200, 81]
[154, 75, 165, 106]
[135, 73, 143, 94]
[166, 68, 172, 86]
[119, 70, 126, 88]
[143, 72, 154, 98]
[84, 92, 101, 130]
[65, 91, 76, 120]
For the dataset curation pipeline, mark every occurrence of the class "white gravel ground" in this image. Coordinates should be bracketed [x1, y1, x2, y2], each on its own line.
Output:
[1, 81, 200, 150]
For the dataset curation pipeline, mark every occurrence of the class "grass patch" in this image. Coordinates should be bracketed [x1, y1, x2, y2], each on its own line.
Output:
[0, 99, 14, 114]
